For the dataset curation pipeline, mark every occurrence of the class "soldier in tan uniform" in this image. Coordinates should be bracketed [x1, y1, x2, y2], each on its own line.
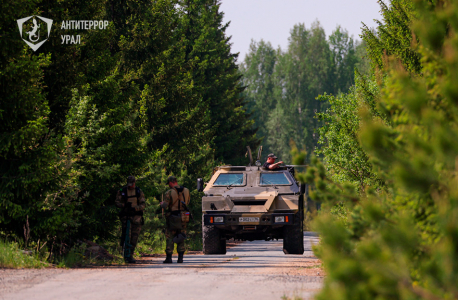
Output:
[160, 176, 190, 263]
[115, 176, 146, 263]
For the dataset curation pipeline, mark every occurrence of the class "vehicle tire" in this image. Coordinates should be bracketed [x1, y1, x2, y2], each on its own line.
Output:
[282, 212, 304, 255]
[202, 216, 227, 255]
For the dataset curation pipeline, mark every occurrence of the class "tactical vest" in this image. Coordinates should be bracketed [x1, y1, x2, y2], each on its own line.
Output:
[122, 186, 141, 206]
[120, 186, 144, 217]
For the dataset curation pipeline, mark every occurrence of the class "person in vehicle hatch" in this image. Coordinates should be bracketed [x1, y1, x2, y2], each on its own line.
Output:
[263, 153, 284, 170]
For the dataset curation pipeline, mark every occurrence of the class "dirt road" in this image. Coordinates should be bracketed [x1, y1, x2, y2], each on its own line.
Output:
[0, 232, 323, 300]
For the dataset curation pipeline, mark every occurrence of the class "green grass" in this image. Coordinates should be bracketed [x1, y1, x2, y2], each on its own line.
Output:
[55, 244, 85, 268]
[0, 225, 204, 269]
[281, 295, 304, 300]
[136, 227, 203, 255]
[0, 240, 47, 268]
[55, 242, 126, 268]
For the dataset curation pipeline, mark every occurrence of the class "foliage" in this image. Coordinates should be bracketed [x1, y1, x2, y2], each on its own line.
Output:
[363, 0, 420, 73]
[55, 242, 87, 268]
[315, 79, 382, 192]
[136, 165, 211, 254]
[298, 0, 458, 299]
[0, 0, 82, 247]
[0, 0, 257, 257]
[240, 22, 367, 162]
[240, 40, 277, 151]
[178, 0, 260, 165]
[0, 240, 47, 268]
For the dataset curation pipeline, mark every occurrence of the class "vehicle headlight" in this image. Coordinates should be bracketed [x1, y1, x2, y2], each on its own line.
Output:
[275, 216, 285, 223]
[214, 216, 224, 223]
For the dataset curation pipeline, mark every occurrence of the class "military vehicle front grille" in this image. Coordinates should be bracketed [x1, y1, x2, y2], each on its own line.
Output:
[232, 200, 267, 206]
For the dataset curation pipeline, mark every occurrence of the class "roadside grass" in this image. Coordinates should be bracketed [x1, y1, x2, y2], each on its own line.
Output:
[0, 240, 47, 268]
[54, 240, 127, 268]
[137, 227, 202, 255]
[137, 229, 167, 255]
[281, 295, 304, 300]
[55, 243, 87, 268]
[0, 222, 204, 268]
[299, 264, 322, 269]
[185, 230, 202, 252]
[304, 199, 319, 231]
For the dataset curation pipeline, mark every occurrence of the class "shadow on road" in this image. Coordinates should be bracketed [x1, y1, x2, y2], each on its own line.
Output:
[97, 232, 320, 270]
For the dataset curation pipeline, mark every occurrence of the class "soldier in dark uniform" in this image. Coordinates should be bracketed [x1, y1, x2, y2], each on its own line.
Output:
[263, 153, 284, 170]
[115, 176, 146, 263]
[160, 176, 190, 264]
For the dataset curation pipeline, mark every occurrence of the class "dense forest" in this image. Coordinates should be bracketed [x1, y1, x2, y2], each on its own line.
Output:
[3, 0, 458, 298]
[240, 23, 369, 162]
[1, 0, 258, 257]
[1, 0, 369, 255]
[300, 0, 458, 299]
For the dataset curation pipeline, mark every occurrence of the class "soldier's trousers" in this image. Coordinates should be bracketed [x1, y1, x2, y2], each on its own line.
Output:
[120, 215, 142, 256]
[165, 224, 187, 255]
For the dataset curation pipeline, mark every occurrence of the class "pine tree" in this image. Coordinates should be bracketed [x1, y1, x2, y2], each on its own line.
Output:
[0, 0, 80, 240]
[178, 0, 259, 166]
[299, 1, 458, 299]
[0, 0, 260, 246]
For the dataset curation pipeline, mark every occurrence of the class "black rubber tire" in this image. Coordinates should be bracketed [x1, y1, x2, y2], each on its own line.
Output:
[202, 216, 227, 255]
[282, 213, 304, 255]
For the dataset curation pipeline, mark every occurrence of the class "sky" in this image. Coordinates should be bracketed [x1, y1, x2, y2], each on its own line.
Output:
[219, 0, 382, 63]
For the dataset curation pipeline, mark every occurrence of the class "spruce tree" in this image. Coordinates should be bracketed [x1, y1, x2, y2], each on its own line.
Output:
[300, 1, 458, 299]
[178, 0, 259, 165]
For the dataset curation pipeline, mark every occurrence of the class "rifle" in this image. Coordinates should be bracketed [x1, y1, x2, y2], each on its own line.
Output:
[123, 218, 132, 259]
[120, 201, 138, 217]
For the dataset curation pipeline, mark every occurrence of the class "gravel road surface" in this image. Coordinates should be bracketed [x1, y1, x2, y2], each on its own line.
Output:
[0, 232, 322, 300]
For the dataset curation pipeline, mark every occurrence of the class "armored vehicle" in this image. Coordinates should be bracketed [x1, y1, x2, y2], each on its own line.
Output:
[197, 147, 306, 255]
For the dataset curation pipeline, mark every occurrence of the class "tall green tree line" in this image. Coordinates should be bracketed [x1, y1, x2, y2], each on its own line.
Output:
[0, 0, 258, 251]
[299, 0, 458, 298]
[240, 22, 369, 162]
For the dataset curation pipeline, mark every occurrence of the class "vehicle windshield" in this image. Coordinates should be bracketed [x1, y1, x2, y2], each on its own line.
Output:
[260, 173, 290, 185]
[213, 173, 244, 186]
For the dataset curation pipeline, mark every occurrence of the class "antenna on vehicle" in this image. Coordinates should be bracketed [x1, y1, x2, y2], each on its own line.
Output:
[256, 145, 263, 161]
[255, 145, 263, 170]
[246, 146, 253, 167]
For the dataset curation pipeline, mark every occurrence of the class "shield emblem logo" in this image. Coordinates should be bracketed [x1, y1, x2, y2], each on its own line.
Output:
[17, 15, 53, 51]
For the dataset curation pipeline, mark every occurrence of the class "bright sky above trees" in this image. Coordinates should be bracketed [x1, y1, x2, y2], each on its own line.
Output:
[220, 0, 381, 61]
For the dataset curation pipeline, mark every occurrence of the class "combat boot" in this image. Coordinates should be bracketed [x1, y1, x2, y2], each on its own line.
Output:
[177, 252, 184, 263]
[163, 253, 172, 264]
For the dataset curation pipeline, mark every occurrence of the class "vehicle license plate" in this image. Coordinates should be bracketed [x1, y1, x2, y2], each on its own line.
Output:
[239, 217, 259, 223]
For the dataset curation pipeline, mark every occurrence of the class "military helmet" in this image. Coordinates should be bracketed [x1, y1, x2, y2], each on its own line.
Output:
[127, 175, 136, 187]
[173, 232, 187, 244]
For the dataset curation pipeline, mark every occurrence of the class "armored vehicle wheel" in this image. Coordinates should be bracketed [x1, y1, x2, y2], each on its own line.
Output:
[202, 217, 226, 255]
[282, 213, 304, 255]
